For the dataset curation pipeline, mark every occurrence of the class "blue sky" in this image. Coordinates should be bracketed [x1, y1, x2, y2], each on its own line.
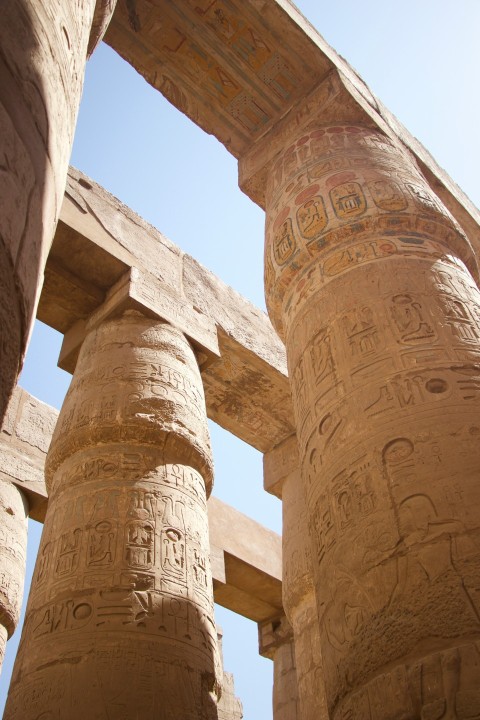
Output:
[1, 2, 480, 718]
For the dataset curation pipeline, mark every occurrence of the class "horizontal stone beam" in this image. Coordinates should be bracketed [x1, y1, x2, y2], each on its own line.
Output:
[0, 387, 282, 621]
[209, 496, 282, 622]
[38, 168, 295, 454]
[104, 0, 480, 260]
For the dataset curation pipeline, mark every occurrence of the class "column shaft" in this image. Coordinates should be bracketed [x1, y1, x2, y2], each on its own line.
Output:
[273, 639, 298, 720]
[265, 124, 480, 717]
[259, 616, 298, 720]
[5, 312, 220, 719]
[282, 470, 328, 719]
[0, 0, 115, 421]
[0, 480, 28, 674]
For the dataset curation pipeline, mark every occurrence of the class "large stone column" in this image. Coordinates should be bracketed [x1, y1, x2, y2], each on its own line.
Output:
[264, 125, 480, 717]
[259, 615, 298, 720]
[5, 311, 221, 719]
[282, 468, 328, 719]
[264, 436, 328, 719]
[216, 626, 243, 720]
[0, 479, 28, 673]
[0, 0, 115, 423]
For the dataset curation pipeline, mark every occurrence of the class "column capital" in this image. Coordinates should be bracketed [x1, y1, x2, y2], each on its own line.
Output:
[258, 614, 293, 660]
[59, 266, 221, 373]
[262, 123, 477, 336]
[238, 72, 352, 208]
[263, 433, 299, 498]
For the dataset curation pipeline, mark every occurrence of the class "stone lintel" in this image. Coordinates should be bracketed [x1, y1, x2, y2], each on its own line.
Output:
[40, 169, 294, 453]
[263, 434, 299, 499]
[103, 0, 480, 259]
[208, 496, 283, 622]
[1, 389, 283, 620]
[59, 266, 221, 373]
[258, 614, 293, 660]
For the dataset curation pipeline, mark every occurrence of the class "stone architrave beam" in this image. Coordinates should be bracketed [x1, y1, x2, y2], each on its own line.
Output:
[208, 496, 282, 623]
[102, 0, 480, 260]
[0, 387, 282, 623]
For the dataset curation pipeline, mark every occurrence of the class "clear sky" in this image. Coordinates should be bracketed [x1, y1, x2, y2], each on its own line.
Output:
[1, 1, 480, 718]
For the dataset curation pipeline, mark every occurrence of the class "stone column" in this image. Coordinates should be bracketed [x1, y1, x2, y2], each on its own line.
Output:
[259, 615, 298, 720]
[264, 125, 480, 717]
[282, 469, 328, 720]
[5, 311, 221, 719]
[0, 479, 28, 673]
[0, 0, 115, 423]
[264, 436, 328, 719]
[216, 626, 243, 720]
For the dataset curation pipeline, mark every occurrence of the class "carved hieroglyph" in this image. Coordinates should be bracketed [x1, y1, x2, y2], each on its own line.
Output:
[5, 312, 221, 719]
[265, 125, 480, 717]
[0, 480, 28, 674]
[0, 0, 115, 424]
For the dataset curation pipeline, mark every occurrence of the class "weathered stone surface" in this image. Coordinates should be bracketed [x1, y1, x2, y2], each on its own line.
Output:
[5, 315, 221, 719]
[263, 434, 299, 499]
[38, 168, 294, 453]
[60, 266, 221, 373]
[272, 641, 298, 720]
[264, 437, 328, 719]
[0, 0, 115, 425]
[281, 468, 328, 720]
[88, 0, 117, 57]
[217, 671, 243, 720]
[264, 123, 480, 717]
[0, 626, 7, 676]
